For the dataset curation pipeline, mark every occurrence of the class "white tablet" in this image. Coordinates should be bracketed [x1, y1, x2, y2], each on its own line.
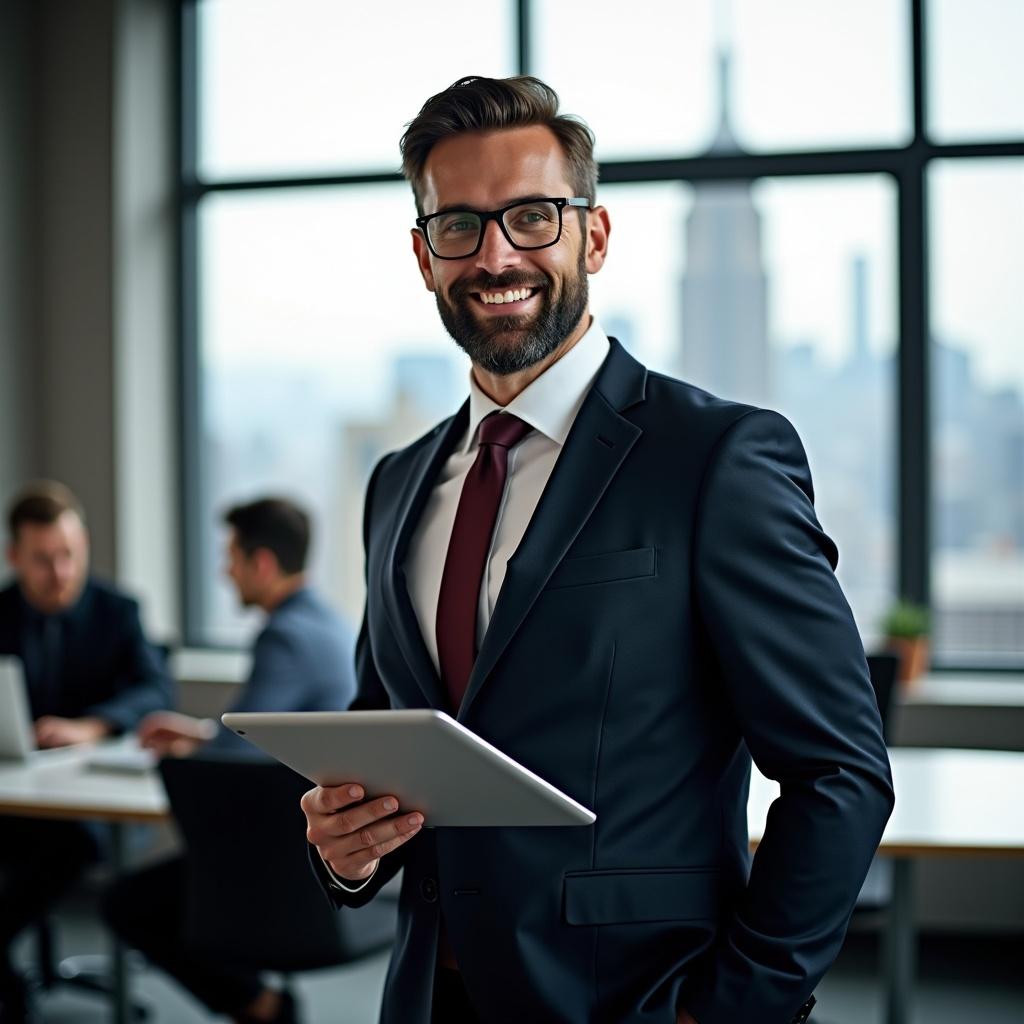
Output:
[220, 709, 595, 827]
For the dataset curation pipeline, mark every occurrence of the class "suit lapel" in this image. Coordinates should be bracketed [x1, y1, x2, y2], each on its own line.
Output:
[381, 403, 469, 709]
[460, 340, 647, 719]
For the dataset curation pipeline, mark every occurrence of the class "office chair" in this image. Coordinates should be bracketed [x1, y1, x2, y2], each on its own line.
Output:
[158, 752, 396, 984]
[27, 640, 177, 1016]
[866, 651, 900, 746]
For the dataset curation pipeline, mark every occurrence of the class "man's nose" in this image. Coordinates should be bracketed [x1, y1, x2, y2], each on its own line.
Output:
[474, 218, 521, 276]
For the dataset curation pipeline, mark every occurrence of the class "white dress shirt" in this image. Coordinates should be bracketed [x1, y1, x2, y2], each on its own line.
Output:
[406, 321, 611, 672]
[326, 321, 610, 893]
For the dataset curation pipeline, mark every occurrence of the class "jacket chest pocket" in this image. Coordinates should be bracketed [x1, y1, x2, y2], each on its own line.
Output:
[563, 867, 720, 926]
[546, 546, 656, 591]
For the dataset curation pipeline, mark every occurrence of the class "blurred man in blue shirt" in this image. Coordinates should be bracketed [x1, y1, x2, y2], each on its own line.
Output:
[105, 496, 355, 1024]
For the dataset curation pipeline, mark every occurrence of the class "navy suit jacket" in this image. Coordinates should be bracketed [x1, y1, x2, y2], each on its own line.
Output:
[0, 578, 173, 733]
[313, 339, 894, 1024]
[208, 587, 356, 753]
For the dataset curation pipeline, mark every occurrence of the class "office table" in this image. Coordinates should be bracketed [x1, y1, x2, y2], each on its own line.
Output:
[0, 744, 168, 1024]
[749, 747, 1024, 1024]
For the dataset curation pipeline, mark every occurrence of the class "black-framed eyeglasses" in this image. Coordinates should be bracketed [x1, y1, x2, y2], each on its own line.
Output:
[415, 197, 591, 260]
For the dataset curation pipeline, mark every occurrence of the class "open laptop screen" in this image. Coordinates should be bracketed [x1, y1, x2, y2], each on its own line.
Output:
[0, 656, 36, 760]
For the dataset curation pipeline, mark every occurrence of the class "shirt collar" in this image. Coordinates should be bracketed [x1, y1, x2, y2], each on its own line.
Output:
[16, 579, 88, 626]
[462, 320, 611, 453]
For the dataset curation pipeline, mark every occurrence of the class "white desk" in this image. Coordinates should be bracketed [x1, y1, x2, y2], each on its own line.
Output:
[0, 745, 167, 824]
[0, 743, 168, 1024]
[749, 747, 1024, 1024]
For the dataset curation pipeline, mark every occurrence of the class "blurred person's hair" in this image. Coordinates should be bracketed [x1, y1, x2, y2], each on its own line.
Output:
[400, 75, 598, 216]
[7, 481, 86, 542]
[223, 498, 311, 576]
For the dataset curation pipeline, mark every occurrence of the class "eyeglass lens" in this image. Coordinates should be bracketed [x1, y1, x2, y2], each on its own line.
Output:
[426, 200, 561, 258]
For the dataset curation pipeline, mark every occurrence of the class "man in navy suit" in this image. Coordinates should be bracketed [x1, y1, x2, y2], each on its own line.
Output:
[0, 481, 173, 1022]
[302, 77, 894, 1024]
[104, 497, 356, 1024]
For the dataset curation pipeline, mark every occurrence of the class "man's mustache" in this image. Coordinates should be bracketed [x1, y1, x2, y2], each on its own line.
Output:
[450, 273, 548, 300]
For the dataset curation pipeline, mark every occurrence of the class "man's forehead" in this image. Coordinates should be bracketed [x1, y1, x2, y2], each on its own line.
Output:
[17, 512, 84, 545]
[420, 125, 573, 213]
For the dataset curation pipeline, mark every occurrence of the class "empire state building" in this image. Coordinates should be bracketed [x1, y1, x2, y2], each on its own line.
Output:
[681, 52, 770, 406]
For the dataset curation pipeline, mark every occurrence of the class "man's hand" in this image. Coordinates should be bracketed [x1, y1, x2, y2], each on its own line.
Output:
[137, 711, 217, 757]
[34, 715, 110, 749]
[301, 783, 423, 883]
[677, 1011, 699, 1024]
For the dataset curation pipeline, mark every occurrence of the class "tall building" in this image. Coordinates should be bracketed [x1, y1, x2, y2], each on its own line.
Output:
[681, 51, 770, 406]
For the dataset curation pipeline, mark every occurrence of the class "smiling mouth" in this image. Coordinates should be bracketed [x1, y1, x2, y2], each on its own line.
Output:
[471, 285, 542, 307]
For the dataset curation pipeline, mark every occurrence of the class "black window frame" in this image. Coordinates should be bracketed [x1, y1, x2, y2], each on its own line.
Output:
[176, 0, 1024, 670]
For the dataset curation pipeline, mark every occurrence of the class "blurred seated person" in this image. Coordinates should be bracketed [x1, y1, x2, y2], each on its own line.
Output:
[0, 480, 173, 1023]
[104, 496, 356, 1024]
[137, 496, 356, 756]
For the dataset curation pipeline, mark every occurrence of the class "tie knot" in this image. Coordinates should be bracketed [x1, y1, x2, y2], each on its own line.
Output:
[477, 412, 533, 450]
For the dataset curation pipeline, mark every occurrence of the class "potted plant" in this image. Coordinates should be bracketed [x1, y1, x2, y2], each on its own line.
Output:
[882, 599, 930, 686]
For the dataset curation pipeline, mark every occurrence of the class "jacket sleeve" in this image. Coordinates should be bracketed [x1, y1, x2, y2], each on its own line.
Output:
[684, 409, 894, 1024]
[205, 628, 303, 753]
[83, 599, 175, 733]
[311, 453, 411, 908]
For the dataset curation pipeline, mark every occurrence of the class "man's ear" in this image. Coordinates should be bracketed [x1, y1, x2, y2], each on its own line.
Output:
[253, 548, 279, 580]
[411, 229, 436, 292]
[584, 205, 611, 275]
[5, 543, 17, 571]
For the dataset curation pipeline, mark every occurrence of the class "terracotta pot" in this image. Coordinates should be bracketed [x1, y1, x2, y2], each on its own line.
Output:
[887, 636, 929, 686]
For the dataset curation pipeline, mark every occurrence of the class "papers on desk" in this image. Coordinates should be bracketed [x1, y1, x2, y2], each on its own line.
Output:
[84, 743, 156, 775]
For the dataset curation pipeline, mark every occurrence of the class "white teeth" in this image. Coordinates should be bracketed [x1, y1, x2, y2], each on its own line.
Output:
[480, 287, 533, 304]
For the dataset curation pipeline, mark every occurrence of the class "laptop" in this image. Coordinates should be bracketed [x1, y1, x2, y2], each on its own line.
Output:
[0, 655, 153, 771]
[0, 655, 37, 761]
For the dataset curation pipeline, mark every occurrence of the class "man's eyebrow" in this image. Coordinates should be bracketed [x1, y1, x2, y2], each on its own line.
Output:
[429, 194, 556, 217]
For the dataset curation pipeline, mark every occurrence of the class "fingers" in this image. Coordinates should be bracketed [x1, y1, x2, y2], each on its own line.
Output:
[35, 717, 69, 748]
[322, 811, 424, 879]
[301, 783, 363, 816]
[136, 713, 167, 742]
[303, 787, 412, 840]
[301, 784, 424, 881]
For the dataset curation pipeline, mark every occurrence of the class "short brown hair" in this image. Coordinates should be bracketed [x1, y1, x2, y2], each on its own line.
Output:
[7, 481, 86, 542]
[223, 497, 311, 576]
[400, 75, 598, 216]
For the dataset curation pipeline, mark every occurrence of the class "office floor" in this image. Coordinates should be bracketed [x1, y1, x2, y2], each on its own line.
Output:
[14, 898, 1024, 1024]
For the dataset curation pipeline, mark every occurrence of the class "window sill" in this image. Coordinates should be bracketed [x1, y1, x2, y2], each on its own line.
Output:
[898, 673, 1024, 708]
[171, 647, 250, 686]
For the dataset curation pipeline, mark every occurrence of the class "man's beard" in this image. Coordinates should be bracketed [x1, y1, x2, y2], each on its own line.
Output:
[435, 246, 589, 376]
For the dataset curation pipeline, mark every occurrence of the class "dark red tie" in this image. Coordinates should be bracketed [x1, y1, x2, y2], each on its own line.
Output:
[436, 411, 534, 711]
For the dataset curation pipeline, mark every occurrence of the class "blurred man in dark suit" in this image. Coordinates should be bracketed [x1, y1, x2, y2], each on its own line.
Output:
[0, 480, 173, 1022]
[104, 497, 356, 1024]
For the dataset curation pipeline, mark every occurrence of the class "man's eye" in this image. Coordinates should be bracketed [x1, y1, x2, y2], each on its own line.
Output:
[439, 217, 477, 235]
[510, 207, 554, 229]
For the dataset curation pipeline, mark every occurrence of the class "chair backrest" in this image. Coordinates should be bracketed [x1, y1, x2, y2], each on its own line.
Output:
[866, 652, 900, 744]
[159, 752, 395, 972]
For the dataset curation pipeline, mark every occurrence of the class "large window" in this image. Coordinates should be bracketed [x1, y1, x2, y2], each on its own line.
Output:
[181, 0, 1024, 669]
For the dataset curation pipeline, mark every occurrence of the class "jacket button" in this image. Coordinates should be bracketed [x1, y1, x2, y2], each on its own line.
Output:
[420, 877, 438, 903]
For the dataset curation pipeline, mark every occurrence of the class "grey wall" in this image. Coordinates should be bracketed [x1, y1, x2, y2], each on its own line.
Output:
[33, 0, 118, 574]
[0, 0, 178, 632]
[0, 0, 35, 498]
[0, 0, 119, 570]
